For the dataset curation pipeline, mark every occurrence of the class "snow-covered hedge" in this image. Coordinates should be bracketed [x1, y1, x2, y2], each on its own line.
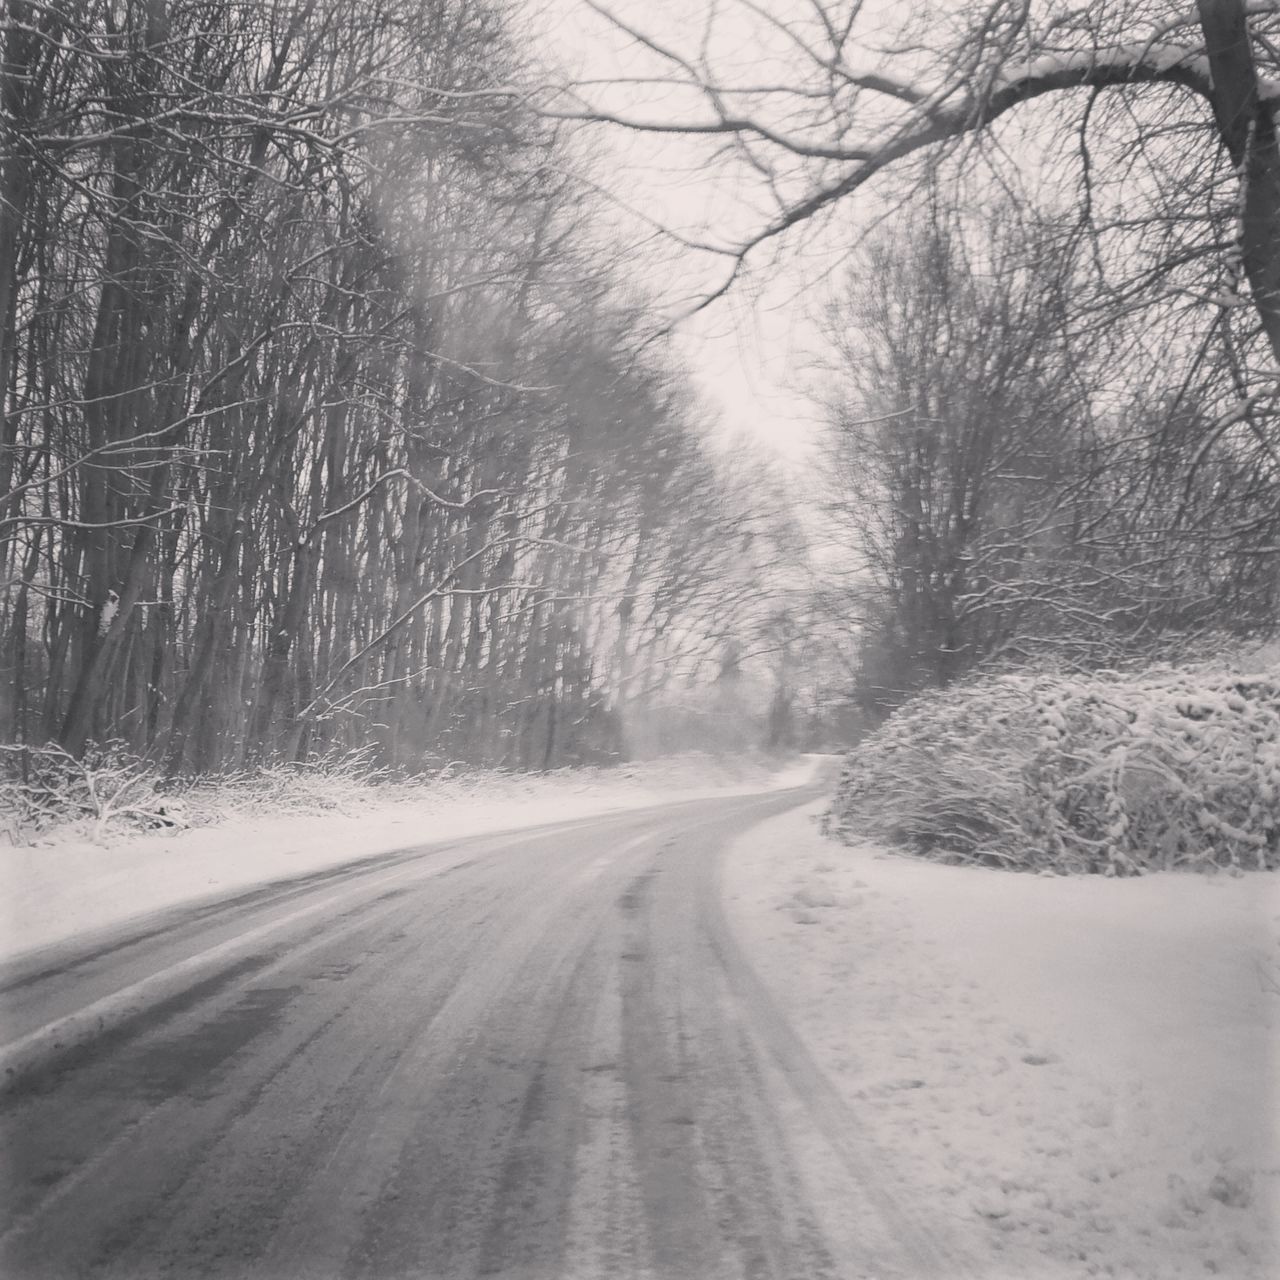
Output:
[824, 666, 1280, 874]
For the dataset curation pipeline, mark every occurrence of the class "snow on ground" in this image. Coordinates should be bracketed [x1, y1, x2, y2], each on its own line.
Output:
[723, 800, 1280, 1279]
[0, 754, 822, 965]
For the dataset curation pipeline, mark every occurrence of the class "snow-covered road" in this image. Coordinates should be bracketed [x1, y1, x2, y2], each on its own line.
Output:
[0, 756, 823, 963]
[2, 769, 1275, 1278]
[0, 785, 966, 1280]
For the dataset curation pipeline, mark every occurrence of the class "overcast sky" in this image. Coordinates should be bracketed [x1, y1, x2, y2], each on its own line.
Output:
[529, 0, 849, 468]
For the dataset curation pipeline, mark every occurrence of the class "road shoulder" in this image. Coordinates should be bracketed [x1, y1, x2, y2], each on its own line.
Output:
[720, 800, 1280, 1280]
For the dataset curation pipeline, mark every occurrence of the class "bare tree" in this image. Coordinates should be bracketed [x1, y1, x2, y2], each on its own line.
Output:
[544, 0, 1280, 366]
[3, 0, 793, 773]
[821, 200, 1280, 716]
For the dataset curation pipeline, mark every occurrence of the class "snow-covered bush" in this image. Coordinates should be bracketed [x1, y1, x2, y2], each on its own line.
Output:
[189, 744, 390, 823]
[0, 742, 390, 843]
[0, 742, 181, 844]
[824, 665, 1280, 874]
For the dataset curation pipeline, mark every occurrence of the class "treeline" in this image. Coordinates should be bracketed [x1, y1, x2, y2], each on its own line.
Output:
[820, 202, 1280, 725]
[0, 0, 785, 774]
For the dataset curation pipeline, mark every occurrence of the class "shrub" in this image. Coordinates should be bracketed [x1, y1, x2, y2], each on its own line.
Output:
[0, 742, 181, 845]
[823, 664, 1280, 874]
[0, 742, 387, 844]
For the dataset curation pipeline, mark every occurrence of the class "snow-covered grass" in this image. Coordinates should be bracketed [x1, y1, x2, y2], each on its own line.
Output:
[724, 801, 1280, 1279]
[0, 752, 821, 964]
[826, 663, 1280, 875]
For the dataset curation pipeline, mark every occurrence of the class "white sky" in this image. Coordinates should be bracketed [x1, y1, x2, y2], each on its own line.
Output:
[527, 0, 855, 468]
[524, 0, 1146, 472]
[681, 288, 824, 467]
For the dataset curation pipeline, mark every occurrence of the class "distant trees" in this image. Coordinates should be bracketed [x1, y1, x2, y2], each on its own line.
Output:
[0, 0, 789, 771]
[820, 204, 1280, 719]
[546, 0, 1279, 726]
[824, 209, 1087, 693]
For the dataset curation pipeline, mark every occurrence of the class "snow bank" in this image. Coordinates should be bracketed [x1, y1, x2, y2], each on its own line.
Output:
[827, 665, 1280, 875]
[0, 754, 824, 964]
[723, 802, 1280, 1278]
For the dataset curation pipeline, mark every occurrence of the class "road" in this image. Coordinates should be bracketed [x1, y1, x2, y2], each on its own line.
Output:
[0, 788, 957, 1279]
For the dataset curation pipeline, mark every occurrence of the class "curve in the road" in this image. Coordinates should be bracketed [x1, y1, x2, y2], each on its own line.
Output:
[0, 789, 967, 1279]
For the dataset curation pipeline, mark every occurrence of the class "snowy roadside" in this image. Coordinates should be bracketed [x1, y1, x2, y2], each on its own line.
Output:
[722, 800, 1280, 1280]
[0, 754, 823, 966]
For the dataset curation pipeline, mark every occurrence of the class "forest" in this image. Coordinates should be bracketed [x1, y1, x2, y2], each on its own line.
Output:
[0, 0, 797, 782]
[2, 0, 1278, 796]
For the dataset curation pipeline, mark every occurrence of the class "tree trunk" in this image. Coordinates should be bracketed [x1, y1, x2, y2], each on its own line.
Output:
[1198, 0, 1280, 366]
